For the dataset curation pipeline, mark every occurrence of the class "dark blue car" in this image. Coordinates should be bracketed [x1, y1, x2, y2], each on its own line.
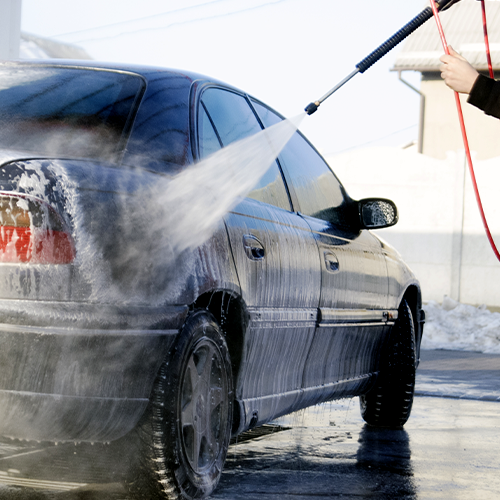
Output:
[0, 60, 423, 499]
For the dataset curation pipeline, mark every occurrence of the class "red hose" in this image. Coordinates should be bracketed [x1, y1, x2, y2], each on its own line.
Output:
[430, 0, 500, 262]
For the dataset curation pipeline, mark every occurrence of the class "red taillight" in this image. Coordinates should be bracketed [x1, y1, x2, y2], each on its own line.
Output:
[0, 194, 75, 264]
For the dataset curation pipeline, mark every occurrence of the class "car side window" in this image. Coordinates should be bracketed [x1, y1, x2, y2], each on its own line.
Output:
[199, 88, 291, 211]
[252, 100, 349, 224]
[198, 103, 222, 159]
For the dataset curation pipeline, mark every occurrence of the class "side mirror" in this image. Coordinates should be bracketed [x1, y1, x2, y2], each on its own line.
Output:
[358, 198, 398, 229]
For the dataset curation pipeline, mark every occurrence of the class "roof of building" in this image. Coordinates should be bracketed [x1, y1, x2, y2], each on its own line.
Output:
[392, 0, 500, 72]
[19, 32, 91, 60]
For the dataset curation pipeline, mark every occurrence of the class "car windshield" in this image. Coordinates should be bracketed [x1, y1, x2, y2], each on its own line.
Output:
[0, 66, 144, 162]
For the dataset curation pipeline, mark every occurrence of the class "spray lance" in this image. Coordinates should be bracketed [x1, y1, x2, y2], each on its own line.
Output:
[304, 0, 462, 115]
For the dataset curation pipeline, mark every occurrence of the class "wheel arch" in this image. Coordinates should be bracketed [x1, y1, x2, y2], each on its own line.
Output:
[400, 284, 424, 363]
[191, 289, 249, 432]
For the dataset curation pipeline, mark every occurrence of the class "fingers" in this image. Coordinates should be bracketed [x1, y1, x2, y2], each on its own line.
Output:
[440, 54, 453, 64]
[440, 47, 465, 63]
[448, 46, 466, 61]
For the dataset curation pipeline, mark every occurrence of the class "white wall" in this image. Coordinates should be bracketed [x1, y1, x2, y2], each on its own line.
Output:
[328, 147, 500, 307]
[421, 77, 500, 161]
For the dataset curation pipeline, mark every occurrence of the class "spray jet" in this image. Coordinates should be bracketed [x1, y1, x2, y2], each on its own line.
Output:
[305, 0, 462, 115]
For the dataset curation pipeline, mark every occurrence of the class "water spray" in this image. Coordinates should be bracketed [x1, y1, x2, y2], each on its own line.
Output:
[304, 0, 462, 115]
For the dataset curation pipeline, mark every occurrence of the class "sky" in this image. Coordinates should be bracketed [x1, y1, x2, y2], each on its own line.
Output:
[20, 0, 431, 157]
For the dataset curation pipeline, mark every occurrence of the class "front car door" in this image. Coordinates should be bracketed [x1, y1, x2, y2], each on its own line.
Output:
[196, 87, 321, 430]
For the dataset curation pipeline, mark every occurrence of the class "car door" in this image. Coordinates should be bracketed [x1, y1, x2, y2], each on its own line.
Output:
[252, 100, 393, 401]
[196, 87, 321, 427]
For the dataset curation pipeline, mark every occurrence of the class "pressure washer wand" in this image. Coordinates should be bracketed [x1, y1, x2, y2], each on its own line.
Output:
[305, 0, 462, 115]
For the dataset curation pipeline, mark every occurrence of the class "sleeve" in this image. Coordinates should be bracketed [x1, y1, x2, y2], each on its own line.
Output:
[467, 74, 500, 119]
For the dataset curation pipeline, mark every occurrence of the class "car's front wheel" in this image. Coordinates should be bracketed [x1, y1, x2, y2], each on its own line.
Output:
[359, 299, 416, 428]
[127, 310, 233, 500]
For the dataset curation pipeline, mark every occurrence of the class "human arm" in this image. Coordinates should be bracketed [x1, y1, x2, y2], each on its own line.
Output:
[467, 74, 500, 119]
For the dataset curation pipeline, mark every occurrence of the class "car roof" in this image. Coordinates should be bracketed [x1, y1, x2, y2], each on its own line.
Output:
[0, 59, 271, 174]
[1, 58, 239, 91]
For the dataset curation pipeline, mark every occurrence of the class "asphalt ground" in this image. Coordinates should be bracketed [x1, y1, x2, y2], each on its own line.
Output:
[0, 349, 498, 499]
[416, 348, 500, 401]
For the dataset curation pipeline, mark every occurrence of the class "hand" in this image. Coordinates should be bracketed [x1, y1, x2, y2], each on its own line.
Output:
[439, 46, 479, 94]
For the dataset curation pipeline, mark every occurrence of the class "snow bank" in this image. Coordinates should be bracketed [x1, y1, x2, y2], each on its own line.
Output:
[421, 296, 500, 353]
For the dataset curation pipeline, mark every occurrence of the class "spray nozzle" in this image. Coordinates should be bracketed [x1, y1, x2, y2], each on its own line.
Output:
[305, 101, 320, 115]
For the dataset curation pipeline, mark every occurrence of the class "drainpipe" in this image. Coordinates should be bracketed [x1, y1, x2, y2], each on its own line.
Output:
[398, 71, 426, 154]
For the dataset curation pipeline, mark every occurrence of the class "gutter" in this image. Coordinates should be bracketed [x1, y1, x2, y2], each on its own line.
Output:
[398, 71, 426, 154]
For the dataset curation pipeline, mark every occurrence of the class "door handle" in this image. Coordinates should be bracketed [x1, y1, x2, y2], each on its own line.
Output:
[242, 234, 265, 261]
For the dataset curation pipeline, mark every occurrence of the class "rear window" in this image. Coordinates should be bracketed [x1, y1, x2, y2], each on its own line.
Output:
[0, 66, 144, 162]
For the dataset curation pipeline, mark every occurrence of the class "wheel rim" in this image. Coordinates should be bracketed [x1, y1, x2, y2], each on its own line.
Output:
[179, 337, 229, 474]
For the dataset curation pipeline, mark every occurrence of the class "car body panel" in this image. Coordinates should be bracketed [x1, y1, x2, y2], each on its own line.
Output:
[0, 154, 241, 441]
[0, 301, 187, 441]
[224, 199, 321, 429]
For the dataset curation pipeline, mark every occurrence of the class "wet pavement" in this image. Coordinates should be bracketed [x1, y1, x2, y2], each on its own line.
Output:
[416, 349, 500, 401]
[0, 349, 499, 499]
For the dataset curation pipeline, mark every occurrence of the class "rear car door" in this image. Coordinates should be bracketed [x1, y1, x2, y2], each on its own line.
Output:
[196, 87, 321, 426]
[252, 101, 393, 400]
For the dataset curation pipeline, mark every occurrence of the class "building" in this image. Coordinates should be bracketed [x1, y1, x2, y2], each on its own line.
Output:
[393, 0, 500, 160]
[19, 32, 91, 60]
[0, 0, 89, 61]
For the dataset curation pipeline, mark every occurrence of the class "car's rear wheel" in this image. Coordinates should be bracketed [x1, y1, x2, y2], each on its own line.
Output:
[359, 299, 416, 428]
[127, 310, 233, 500]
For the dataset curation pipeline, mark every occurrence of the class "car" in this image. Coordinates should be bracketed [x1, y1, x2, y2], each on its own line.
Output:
[0, 59, 423, 499]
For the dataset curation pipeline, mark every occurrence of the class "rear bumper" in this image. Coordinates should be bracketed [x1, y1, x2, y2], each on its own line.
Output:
[0, 299, 188, 442]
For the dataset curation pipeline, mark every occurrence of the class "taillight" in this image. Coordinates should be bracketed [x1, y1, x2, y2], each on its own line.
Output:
[0, 194, 75, 264]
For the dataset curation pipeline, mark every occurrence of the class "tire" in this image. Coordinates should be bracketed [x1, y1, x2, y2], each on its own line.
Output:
[127, 310, 233, 500]
[359, 300, 416, 428]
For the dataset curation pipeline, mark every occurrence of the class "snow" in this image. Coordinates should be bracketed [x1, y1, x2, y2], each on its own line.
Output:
[421, 296, 500, 354]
